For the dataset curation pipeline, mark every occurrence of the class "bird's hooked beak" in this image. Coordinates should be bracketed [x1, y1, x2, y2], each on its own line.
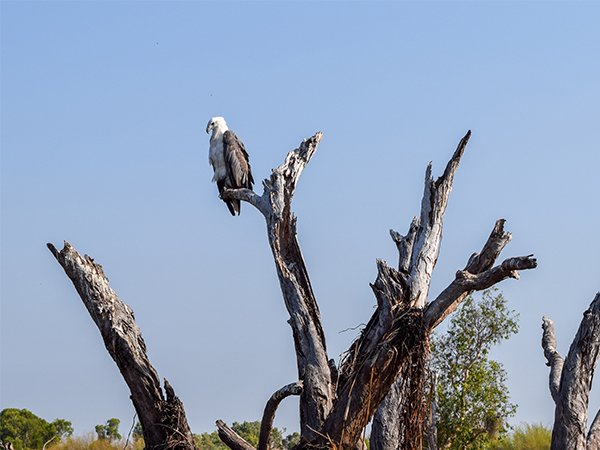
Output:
[206, 123, 212, 134]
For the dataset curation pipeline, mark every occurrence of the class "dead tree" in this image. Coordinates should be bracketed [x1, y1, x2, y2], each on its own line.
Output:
[48, 130, 536, 450]
[542, 292, 600, 450]
[47, 242, 198, 450]
[219, 130, 536, 450]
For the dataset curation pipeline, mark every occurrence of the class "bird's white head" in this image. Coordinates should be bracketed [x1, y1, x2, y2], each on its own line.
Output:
[206, 116, 228, 134]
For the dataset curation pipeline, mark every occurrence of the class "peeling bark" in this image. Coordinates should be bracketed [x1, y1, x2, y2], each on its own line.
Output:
[542, 293, 600, 450]
[47, 242, 197, 450]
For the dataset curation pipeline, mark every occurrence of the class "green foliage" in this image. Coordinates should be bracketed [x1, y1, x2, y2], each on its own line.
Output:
[49, 421, 73, 441]
[488, 423, 551, 450]
[47, 430, 143, 450]
[231, 422, 261, 448]
[282, 432, 300, 450]
[94, 419, 120, 442]
[132, 422, 143, 442]
[431, 289, 519, 450]
[194, 431, 228, 450]
[0, 408, 73, 450]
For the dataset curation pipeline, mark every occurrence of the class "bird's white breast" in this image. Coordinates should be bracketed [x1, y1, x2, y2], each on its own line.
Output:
[209, 131, 227, 182]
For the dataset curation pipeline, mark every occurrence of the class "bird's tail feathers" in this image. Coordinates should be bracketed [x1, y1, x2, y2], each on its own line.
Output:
[225, 200, 237, 216]
[228, 199, 241, 216]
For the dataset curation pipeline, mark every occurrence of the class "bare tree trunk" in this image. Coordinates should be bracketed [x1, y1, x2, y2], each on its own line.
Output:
[221, 133, 333, 442]
[542, 293, 600, 450]
[424, 371, 438, 450]
[47, 242, 198, 450]
[224, 131, 536, 450]
[371, 377, 406, 450]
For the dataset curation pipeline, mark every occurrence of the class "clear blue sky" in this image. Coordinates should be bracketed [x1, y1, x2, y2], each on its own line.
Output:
[2, 0, 600, 438]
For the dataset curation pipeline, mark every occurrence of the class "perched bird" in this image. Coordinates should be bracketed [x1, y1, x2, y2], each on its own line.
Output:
[206, 117, 254, 215]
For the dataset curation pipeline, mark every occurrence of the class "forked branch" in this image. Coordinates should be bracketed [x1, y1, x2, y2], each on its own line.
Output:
[542, 293, 600, 450]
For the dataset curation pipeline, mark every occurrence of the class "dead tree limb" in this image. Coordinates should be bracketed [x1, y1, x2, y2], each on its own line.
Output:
[216, 421, 256, 450]
[364, 140, 536, 449]
[409, 130, 471, 309]
[226, 131, 536, 450]
[259, 382, 304, 450]
[47, 241, 197, 450]
[222, 133, 333, 441]
[542, 293, 600, 450]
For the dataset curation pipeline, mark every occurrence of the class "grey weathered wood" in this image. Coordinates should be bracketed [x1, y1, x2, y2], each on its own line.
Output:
[222, 133, 333, 441]
[258, 382, 303, 450]
[424, 371, 438, 450]
[224, 131, 536, 450]
[47, 241, 197, 450]
[371, 375, 407, 450]
[542, 316, 564, 403]
[542, 293, 600, 450]
[410, 131, 470, 308]
[588, 410, 600, 450]
[369, 168, 536, 449]
[423, 254, 537, 330]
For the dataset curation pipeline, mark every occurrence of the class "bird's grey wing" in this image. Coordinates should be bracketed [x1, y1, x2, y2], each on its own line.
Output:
[223, 130, 253, 189]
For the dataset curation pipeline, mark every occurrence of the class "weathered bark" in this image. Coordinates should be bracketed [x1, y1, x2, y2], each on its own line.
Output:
[369, 220, 536, 450]
[371, 376, 407, 450]
[358, 143, 536, 449]
[216, 421, 256, 450]
[48, 129, 537, 450]
[259, 382, 304, 450]
[588, 410, 600, 450]
[47, 242, 198, 450]
[410, 131, 471, 309]
[224, 131, 536, 450]
[356, 134, 472, 450]
[424, 371, 438, 450]
[221, 133, 333, 442]
[542, 293, 600, 450]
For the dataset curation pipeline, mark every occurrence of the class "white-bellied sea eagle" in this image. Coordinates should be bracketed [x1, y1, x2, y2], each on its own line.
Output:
[206, 117, 254, 215]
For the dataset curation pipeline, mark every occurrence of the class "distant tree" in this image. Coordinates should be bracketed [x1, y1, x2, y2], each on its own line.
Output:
[231, 422, 284, 450]
[488, 422, 551, 450]
[49, 421, 73, 442]
[195, 431, 229, 450]
[95, 419, 121, 442]
[0, 409, 73, 450]
[282, 432, 300, 450]
[430, 288, 519, 450]
[132, 422, 143, 442]
[230, 423, 260, 448]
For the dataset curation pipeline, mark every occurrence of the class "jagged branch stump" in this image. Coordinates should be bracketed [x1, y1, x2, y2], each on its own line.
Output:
[47, 242, 198, 450]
